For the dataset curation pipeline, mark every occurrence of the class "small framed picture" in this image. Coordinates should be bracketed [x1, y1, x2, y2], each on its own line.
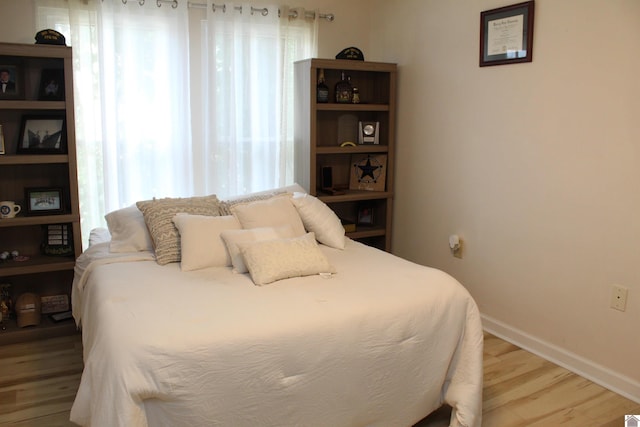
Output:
[38, 69, 65, 101]
[0, 61, 24, 100]
[357, 204, 374, 226]
[25, 187, 64, 215]
[17, 114, 67, 154]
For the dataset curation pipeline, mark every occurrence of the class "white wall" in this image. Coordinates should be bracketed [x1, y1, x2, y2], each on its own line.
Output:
[369, 0, 640, 401]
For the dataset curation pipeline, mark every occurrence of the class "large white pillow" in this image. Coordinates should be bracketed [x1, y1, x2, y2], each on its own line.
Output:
[291, 192, 345, 249]
[172, 214, 241, 271]
[105, 205, 154, 253]
[220, 226, 296, 273]
[239, 232, 336, 286]
[230, 194, 306, 237]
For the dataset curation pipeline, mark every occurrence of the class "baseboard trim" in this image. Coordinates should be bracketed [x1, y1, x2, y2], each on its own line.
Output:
[481, 313, 640, 404]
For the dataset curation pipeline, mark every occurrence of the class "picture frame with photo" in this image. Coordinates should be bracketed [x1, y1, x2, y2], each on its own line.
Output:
[357, 204, 374, 226]
[25, 187, 65, 215]
[17, 114, 67, 154]
[38, 68, 65, 101]
[0, 60, 24, 100]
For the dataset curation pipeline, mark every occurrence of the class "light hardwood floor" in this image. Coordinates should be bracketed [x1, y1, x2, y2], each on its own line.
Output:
[0, 331, 638, 426]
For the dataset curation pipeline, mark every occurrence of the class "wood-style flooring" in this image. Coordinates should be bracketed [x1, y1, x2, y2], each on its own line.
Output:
[0, 331, 638, 426]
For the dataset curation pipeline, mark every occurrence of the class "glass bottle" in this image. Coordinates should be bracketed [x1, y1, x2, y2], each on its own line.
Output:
[334, 71, 352, 104]
[352, 87, 360, 104]
[316, 69, 329, 103]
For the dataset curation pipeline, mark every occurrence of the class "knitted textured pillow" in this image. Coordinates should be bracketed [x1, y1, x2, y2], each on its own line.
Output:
[136, 195, 220, 265]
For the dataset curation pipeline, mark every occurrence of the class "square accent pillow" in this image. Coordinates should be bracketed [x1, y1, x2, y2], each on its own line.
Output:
[136, 195, 220, 265]
[239, 232, 336, 286]
[218, 183, 307, 215]
[220, 225, 296, 274]
[105, 205, 154, 253]
[172, 214, 241, 271]
[291, 192, 345, 249]
[230, 194, 306, 237]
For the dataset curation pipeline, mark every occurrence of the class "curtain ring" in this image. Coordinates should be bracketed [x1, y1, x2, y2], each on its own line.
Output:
[251, 7, 268, 16]
[212, 3, 225, 13]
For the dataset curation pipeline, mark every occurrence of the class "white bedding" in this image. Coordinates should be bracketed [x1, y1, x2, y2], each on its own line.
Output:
[70, 239, 483, 427]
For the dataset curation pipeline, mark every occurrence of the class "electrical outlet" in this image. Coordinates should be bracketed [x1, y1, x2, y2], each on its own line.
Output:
[451, 239, 463, 259]
[610, 285, 628, 312]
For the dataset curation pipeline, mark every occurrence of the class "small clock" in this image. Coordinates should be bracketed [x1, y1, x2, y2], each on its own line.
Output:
[358, 121, 379, 145]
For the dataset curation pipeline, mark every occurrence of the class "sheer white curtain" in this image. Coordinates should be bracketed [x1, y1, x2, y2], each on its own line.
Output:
[35, 0, 318, 247]
[195, 2, 317, 197]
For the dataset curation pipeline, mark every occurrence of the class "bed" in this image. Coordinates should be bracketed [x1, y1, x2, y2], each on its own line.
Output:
[69, 185, 483, 427]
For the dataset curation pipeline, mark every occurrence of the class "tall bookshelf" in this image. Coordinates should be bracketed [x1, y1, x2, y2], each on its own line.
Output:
[294, 58, 397, 251]
[0, 42, 81, 344]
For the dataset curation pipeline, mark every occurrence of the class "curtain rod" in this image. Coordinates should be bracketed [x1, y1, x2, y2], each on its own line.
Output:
[189, 1, 335, 21]
[118, 0, 334, 21]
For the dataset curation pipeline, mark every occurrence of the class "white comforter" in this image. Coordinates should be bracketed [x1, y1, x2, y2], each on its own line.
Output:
[70, 239, 483, 427]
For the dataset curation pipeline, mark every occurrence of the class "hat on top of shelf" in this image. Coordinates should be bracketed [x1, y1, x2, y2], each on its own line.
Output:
[15, 292, 41, 328]
[335, 47, 364, 61]
[35, 29, 67, 46]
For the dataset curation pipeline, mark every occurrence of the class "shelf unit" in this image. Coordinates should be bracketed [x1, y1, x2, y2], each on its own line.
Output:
[294, 58, 397, 251]
[0, 42, 81, 344]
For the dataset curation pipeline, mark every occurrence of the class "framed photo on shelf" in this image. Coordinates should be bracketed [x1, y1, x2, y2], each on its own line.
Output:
[25, 187, 64, 215]
[0, 60, 24, 100]
[480, 1, 535, 67]
[38, 68, 65, 101]
[357, 204, 374, 226]
[17, 114, 67, 154]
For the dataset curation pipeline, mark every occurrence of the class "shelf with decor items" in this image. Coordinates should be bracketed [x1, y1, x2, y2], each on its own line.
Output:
[0, 42, 81, 345]
[294, 58, 396, 251]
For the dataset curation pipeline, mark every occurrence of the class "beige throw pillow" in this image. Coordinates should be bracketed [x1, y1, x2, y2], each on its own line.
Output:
[172, 214, 241, 271]
[230, 194, 306, 237]
[239, 232, 336, 285]
[220, 225, 297, 274]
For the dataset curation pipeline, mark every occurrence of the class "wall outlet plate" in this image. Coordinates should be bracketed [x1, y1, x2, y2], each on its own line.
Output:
[610, 285, 628, 312]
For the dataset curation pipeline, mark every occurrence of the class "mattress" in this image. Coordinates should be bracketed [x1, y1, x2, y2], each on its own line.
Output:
[70, 238, 483, 427]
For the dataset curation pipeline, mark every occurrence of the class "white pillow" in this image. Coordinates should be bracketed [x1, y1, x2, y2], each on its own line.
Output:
[105, 205, 154, 253]
[230, 194, 306, 237]
[172, 214, 241, 271]
[239, 232, 336, 286]
[220, 226, 296, 273]
[89, 227, 111, 247]
[291, 192, 345, 249]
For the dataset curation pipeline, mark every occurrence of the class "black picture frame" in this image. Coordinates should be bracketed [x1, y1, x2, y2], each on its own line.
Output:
[357, 204, 374, 226]
[0, 60, 24, 100]
[17, 114, 67, 154]
[25, 187, 65, 215]
[480, 1, 535, 67]
[38, 68, 65, 101]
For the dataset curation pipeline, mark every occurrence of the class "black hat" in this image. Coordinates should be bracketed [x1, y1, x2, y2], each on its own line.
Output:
[35, 29, 66, 46]
[335, 47, 364, 61]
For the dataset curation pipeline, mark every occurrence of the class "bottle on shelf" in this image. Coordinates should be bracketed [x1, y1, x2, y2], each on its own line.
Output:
[352, 87, 360, 104]
[335, 71, 352, 103]
[316, 69, 329, 103]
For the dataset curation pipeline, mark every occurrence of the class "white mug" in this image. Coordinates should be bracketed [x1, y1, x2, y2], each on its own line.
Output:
[0, 201, 21, 218]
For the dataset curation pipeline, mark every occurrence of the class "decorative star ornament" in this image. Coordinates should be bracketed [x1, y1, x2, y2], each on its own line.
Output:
[355, 156, 383, 183]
